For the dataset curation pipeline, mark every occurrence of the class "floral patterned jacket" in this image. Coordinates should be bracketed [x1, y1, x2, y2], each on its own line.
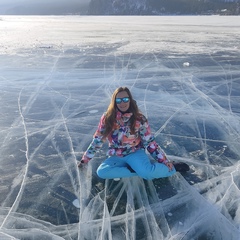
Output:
[81, 111, 169, 165]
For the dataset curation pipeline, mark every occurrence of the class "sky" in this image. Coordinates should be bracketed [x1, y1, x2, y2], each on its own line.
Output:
[0, 0, 90, 15]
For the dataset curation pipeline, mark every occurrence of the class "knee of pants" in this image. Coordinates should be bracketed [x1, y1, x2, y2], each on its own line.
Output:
[96, 163, 116, 179]
[96, 166, 107, 179]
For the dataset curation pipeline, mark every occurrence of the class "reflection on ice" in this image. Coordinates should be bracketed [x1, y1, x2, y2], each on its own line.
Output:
[0, 16, 240, 239]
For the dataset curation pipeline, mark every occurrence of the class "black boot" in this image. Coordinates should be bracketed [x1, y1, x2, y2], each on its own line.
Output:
[173, 162, 190, 172]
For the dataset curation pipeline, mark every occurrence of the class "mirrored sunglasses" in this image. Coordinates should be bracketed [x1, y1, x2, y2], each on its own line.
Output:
[115, 97, 130, 104]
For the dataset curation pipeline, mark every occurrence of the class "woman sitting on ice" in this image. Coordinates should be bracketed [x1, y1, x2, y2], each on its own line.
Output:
[78, 86, 189, 179]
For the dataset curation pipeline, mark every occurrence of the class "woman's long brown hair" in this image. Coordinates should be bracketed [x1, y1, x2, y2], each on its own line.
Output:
[103, 87, 141, 138]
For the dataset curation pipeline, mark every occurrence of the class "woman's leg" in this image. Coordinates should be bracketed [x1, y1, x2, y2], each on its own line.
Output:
[97, 155, 138, 179]
[125, 150, 176, 180]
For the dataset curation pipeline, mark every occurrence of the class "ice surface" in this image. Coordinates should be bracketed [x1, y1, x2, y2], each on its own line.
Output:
[0, 15, 240, 239]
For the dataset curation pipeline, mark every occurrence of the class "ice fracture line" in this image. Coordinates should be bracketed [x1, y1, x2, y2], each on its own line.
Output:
[0, 89, 30, 229]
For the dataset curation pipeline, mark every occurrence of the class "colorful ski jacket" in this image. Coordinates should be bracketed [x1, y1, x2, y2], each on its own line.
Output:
[81, 111, 169, 165]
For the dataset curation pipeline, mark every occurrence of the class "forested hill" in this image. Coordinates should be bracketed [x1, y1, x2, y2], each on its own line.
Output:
[87, 0, 239, 15]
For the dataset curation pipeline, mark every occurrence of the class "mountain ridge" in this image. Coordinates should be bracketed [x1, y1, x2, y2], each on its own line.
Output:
[87, 0, 239, 15]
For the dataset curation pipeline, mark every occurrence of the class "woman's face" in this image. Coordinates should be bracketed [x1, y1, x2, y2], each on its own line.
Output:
[115, 91, 130, 113]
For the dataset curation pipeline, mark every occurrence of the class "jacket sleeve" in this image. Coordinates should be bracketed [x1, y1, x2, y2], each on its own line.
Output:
[139, 116, 169, 164]
[81, 114, 106, 163]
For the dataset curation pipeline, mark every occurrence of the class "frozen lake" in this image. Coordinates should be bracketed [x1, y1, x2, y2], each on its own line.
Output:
[0, 15, 240, 239]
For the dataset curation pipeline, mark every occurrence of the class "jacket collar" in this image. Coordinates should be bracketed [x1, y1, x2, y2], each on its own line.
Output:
[116, 110, 133, 123]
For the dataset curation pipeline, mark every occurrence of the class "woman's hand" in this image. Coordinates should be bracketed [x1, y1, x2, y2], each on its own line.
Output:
[78, 160, 88, 168]
[165, 162, 174, 171]
[77, 160, 83, 168]
[77, 153, 90, 168]
[77, 156, 90, 168]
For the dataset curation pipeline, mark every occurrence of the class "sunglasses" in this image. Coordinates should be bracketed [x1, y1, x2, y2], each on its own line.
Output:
[115, 97, 130, 104]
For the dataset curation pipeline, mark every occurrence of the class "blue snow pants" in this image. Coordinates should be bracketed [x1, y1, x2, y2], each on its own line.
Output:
[97, 149, 176, 180]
